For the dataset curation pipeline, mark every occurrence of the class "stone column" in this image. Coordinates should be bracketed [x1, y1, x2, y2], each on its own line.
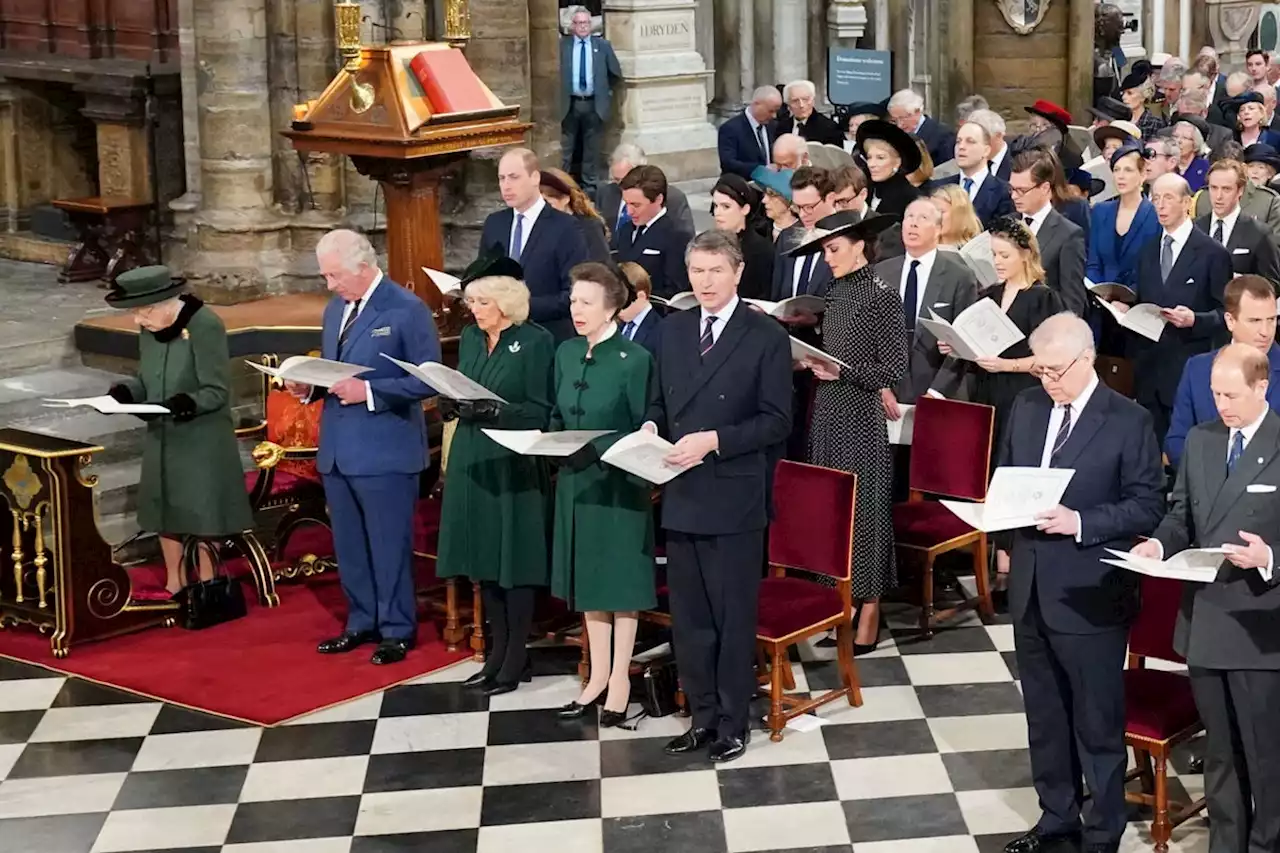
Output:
[937, 0, 972, 119]
[173, 0, 201, 208]
[1066, 0, 1095, 126]
[528, 0, 562, 164]
[772, 0, 808, 88]
[827, 0, 868, 51]
[806, 0, 827, 104]
[1206, 0, 1262, 69]
[695, 0, 715, 104]
[711, 0, 743, 119]
[604, 0, 719, 181]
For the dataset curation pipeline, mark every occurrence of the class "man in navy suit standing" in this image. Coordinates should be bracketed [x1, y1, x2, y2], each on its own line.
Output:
[560, 6, 621, 196]
[718, 86, 783, 179]
[288, 230, 441, 665]
[999, 313, 1164, 853]
[933, 120, 1015, 228]
[479, 148, 589, 341]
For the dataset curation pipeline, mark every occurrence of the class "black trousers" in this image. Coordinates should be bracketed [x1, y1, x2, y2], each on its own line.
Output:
[1189, 666, 1280, 853]
[1014, 592, 1128, 845]
[561, 98, 604, 197]
[479, 583, 535, 683]
[666, 529, 764, 735]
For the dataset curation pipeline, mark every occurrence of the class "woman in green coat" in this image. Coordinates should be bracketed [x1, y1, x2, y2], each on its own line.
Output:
[103, 266, 254, 595]
[550, 262, 657, 727]
[436, 270, 556, 697]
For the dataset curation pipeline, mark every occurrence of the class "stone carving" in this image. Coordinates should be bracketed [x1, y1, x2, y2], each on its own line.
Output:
[994, 0, 1052, 35]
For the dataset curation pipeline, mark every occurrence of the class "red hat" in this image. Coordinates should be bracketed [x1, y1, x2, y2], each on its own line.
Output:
[1024, 99, 1072, 130]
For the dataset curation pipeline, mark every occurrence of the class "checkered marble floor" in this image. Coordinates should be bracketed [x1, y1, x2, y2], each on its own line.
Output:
[0, 603, 1211, 853]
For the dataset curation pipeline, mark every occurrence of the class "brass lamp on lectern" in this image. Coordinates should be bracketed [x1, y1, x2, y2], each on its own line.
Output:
[335, 0, 376, 113]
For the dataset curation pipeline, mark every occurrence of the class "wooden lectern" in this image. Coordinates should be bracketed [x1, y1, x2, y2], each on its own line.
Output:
[283, 43, 530, 334]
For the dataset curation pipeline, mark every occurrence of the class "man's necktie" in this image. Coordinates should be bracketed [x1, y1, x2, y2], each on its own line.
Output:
[756, 124, 769, 162]
[632, 223, 647, 244]
[510, 213, 524, 261]
[338, 299, 362, 349]
[1212, 219, 1225, 245]
[963, 177, 975, 196]
[621, 321, 635, 340]
[618, 200, 630, 227]
[1024, 216, 1034, 229]
[577, 39, 588, 93]
[797, 254, 817, 297]
[1228, 429, 1244, 473]
[1050, 404, 1072, 467]
[1160, 234, 1174, 281]
[699, 316, 717, 357]
[903, 260, 920, 331]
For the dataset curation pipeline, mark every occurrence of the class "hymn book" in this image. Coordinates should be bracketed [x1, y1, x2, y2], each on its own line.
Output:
[600, 429, 701, 485]
[789, 336, 852, 377]
[1082, 155, 1117, 204]
[916, 301, 1025, 362]
[743, 295, 826, 320]
[958, 231, 999, 287]
[421, 267, 463, 298]
[1092, 297, 1166, 342]
[649, 292, 699, 311]
[380, 355, 506, 403]
[43, 396, 170, 416]
[1101, 547, 1228, 584]
[481, 429, 613, 456]
[1085, 279, 1138, 304]
[887, 405, 915, 446]
[940, 466, 1076, 532]
[247, 357, 372, 388]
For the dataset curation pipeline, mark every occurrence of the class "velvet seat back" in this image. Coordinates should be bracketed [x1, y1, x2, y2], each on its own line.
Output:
[769, 461, 857, 581]
[908, 397, 995, 500]
[1129, 575, 1185, 664]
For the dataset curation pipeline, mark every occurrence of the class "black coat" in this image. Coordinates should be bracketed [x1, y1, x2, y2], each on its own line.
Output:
[915, 116, 957, 169]
[771, 223, 832, 301]
[738, 226, 776, 301]
[718, 112, 775, 180]
[1194, 212, 1280, 291]
[868, 173, 920, 218]
[773, 110, 844, 147]
[624, 308, 663, 356]
[577, 214, 612, 264]
[611, 213, 691, 299]
[479, 205, 589, 341]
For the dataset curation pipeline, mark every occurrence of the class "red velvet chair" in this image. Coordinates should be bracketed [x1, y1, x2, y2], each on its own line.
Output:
[1123, 575, 1206, 852]
[757, 460, 860, 741]
[891, 396, 996, 637]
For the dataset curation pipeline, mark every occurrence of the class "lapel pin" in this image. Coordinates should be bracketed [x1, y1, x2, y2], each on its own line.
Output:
[620, 351, 627, 358]
[509, 341, 522, 354]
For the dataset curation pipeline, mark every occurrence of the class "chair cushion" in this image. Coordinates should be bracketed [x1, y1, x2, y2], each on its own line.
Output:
[893, 501, 978, 549]
[413, 497, 442, 556]
[243, 468, 320, 499]
[756, 576, 844, 640]
[1124, 668, 1201, 742]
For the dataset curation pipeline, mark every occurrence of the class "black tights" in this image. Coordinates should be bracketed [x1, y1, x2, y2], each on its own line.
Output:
[480, 583, 535, 683]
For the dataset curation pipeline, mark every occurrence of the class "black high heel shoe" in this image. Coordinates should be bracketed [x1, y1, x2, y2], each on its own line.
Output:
[557, 692, 604, 719]
[599, 708, 628, 728]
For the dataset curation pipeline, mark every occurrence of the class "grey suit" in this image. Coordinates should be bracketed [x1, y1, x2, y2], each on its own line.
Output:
[1153, 412, 1280, 853]
[596, 181, 695, 242]
[875, 250, 979, 402]
[1195, 181, 1280, 244]
[560, 34, 622, 195]
[1033, 210, 1089, 319]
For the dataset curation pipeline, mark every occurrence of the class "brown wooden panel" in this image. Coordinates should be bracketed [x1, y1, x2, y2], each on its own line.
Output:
[973, 0, 1069, 133]
[49, 0, 91, 58]
[109, 0, 172, 62]
[1, 0, 53, 54]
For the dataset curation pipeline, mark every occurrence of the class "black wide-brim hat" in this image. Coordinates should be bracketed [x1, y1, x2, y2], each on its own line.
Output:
[1088, 96, 1131, 124]
[844, 100, 889, 120]
[854, 119, 923, 175]
[1170, 113, 1212, 140]
[462, 245, 524, 286]
[784, 211, 900, 257]
[1118, 59, 1154, 93]
[104, 265, 187, 309]
[1245, 143, 1280, 172]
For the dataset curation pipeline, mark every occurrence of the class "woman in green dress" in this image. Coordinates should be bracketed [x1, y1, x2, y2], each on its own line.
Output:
[550, 262, 657, 727]
[436, 270, 556, 697]
[103, 266, 254, 595]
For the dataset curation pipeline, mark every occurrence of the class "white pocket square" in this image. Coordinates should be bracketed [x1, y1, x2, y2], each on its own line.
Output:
[1247, 484, 1277, 493]
[642, 248, 661, 255]
[932, 302, 950, 308]
[371, 326, 392, 337]
[1186, 278, 1196, 284]
[1232, 248, 1249, 254]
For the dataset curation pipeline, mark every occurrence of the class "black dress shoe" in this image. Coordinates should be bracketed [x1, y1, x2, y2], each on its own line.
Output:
[462, 671, 496, 690]
[664, 727, 717, 755]
[483, 679, 520, 697]
[853, 640, 879, 656]
[317, 630, 380, 654]
[370, 638, 412, 665]
[557, 694, 604, 719]
[1003, 827, 1082, 853]
[1187, 755, 1204, 773]
[992, 589, 1010, 615]
[709, 729, 750, 763]
[599, 709, 627, 728]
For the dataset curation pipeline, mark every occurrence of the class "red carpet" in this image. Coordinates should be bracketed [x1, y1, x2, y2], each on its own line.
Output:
[0, 574, 469, 726]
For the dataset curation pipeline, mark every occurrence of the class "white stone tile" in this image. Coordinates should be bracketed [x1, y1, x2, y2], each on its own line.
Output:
[485, 675, 585, 712]
[0, 678, 65, 712]
[0, 773, 127, 818]
[0, 744, 23, 782]
[600, 769, 721, 818]
[718, 728, 831, 769]
[596, 711, 690, 742]
[854, 837, 982, 853]
[482, 741, 601, 786]
[29, 704, 162, 743]
[955, 787, 1040, 835]
[830, 753, 954, 800]
[901, 653, 1012, 686]
[477, 818, 603, 853]
[722, 801, 852, 852]
[815, 685, 924, 724]
[928, 714, 1029, 753]
[355, 786, 484, 835]
[985, 624, 1016, 652]
[239, 755, 369, 802]
[223, 840, 352, 853]
[91, 804, 237, 852]
[408, 658, 484, 684]
[371, 711, 490, 754]
[131, 729, 263, 771]
[283, 693, 384, 725]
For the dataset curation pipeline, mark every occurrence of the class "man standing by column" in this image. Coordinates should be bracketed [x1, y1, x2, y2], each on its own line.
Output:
[560, 6, 620, 197]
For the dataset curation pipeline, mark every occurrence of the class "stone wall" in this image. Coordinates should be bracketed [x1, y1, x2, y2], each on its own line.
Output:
[973, 0, 1070, 130]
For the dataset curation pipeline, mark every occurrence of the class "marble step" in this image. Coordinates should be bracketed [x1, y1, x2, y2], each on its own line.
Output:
[0, 366, 130, 422]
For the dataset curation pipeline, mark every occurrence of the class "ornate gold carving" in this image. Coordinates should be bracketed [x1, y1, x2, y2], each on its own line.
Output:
[86, 578, 128, 620]
[74, 455, 99, 488]
[253, 441, 286, 470]
[444, 0, 472, 46]
[3, 454, 41, 510]
[276, 552, 336, 581]
[335, 2, 376, 113]
[32, 504, 48, 609]
[10, 509, 23, 604]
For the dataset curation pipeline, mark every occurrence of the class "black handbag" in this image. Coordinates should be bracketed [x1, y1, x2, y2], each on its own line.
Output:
[175, 539, 247, 630]
[631, 658, 680, 719]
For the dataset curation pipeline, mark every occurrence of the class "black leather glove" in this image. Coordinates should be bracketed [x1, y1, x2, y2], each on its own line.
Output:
[555, 442, 600, 473]
[165, 393, 197, 423]
[107, 384, 134, 404]
[458, 399, 504, 423]
[437, 397, 460, 422]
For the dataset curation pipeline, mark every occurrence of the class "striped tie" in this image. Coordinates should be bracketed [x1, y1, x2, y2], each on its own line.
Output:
[1049, 404, 1072, 466]
[700, 316, 717, 357]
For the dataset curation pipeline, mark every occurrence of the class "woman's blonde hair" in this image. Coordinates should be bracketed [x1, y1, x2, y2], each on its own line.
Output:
[908, 139, 934, 187]
[989, 217, 1047, 287]
[929, 184, 982, 245]
[863, 138, 901, 171]
[464, 275, 531, 325]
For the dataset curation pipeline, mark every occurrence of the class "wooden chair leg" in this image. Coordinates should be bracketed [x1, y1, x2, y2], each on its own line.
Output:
[836, 619, 862, 706]
[768, 644, 786, 741]
[470, 582, 485, 661]
[1152, 751, 1171, 853]
[920, 555, 936, 639]
[1135, 746, 1156, 794]
[781, 658, 796, 691]
[974, 534, 994, 621]
[442, 578, 463, 651]
[756, 644, 769, 684]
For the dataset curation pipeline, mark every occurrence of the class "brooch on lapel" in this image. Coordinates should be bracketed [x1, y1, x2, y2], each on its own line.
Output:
[371, 326, 392, 337]
[619, 351, 628, 359]
[509, 341, 522, 354]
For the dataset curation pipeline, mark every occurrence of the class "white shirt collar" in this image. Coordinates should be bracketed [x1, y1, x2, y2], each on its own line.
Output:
[990, 143, 1008, 171]
[1061, 370, 1099, 415]
[1164, 217, 1194, 245]
[900, 247, 938, 314]
[745, 109, 764, 132]
[627, 303, 653, 329]
[637, 207, 667, 231]
[1025, 202, 1053, 233]
[1234, 406, 1270, 447]
[352, 271, 383, 311]
[700, 295, 740, 329]
[1213, 205, 1242, 239]
[514, 194, 547, 227]
[912, 114, 926, 134]
[590, 321, 618, 345]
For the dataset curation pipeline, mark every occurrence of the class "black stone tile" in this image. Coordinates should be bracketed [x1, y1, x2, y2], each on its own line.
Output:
[600, 736, 711, 777]
[253, 720, 376, 762]
[717, 763, 838, 809]
[486, 708, 598, 746]
[603, 811, 728, 853]
[1002, 651, 1019, 680]
[0, 813, 107, 853]
[821, 719, 938, 760]
[942, 749, 1034, 791]
[0, 710, 45, 745]
[148, 704, 250, 735]
[529, 645, 585, 677]
[803, 657, 912, 691]
[975, 832, 1028, 853]
[50, 679, 150, 707]
[112, 765, 249, 809]
[226, 795, 362, 844]
[0, 658, 59, 681]
[7, 737, 144, 778]
[747, 849, 853, 853]
[841, 793, 968, 843]
[891, 627, 998, 655]
[915, 683, 1027, 718]
[351, 830, 479, 853]
[364, 747, 485, 792]
[379, 683, 489, 717]
[480, 779, 600, 826]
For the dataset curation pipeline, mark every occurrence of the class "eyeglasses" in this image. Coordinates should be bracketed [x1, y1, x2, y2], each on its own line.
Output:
[1030, 350, 1087, 382]
[1008, 182, 1046, 198]
[832, 194, 859, 210]
[794, 200, 824, 214]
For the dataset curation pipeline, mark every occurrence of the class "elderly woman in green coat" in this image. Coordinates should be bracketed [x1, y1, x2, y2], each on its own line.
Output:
[103, 266, 254, 595]
[550, 262, 657, 728]
[437, 263, 556, 697]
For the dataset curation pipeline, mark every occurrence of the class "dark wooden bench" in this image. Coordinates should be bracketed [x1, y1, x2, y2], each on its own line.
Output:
[51, 196, 154, 285]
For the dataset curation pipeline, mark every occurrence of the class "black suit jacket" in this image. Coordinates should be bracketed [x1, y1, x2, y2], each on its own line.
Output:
[774, 110, 844, 147]
[931, 173, 1015, 228]
[718, 112, 775, 180]
[479, 205, 589, 341]
[915, 116, 957, 169]
[1035, 209, 1089, 318]
[1131, 226, 1234, 407]
[999, 383, 1165, 634]
[991, 147, 1012, 182]
[645, 301, 793, 535]
[597, 182, 696, 240]
[771, 224, 832, 301]
[1195, 212, 1280, 289]
[611, 214, 690, 299]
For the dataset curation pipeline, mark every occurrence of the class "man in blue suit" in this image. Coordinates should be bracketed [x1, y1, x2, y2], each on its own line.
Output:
[289, 230, 441, 665]
[615, 264, 662, 356]
[718, 86, 782, 179]
[1165, 274, 1280, 467]
[931, 120, 1015, 228]
[560, 6, 621, 196]
[999, 313, 1164, 853]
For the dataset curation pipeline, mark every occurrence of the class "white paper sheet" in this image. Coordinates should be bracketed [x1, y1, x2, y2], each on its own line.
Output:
[789, 336, 852, 376]
[1094, 297, 1167, 342]
[917, 301, 1025, 362]
[43, 395, 170, 415]
[1082, 154, 1117, 205]
[481, 429, 613, 457]
[649, 292, 699, 311]
[600, 429, 701, 485]
[1101, 547, 1228, 583]
[939, 466, 1076, 532]
[247, 356, 372, 388]
[422, 266, 463, 297]
[380, 355, 506, 403]
[744, 294, 826, 320]
[887, 404, 915, 446]
[959, 231, 999, 287]
[1086, 279, 1138, 305]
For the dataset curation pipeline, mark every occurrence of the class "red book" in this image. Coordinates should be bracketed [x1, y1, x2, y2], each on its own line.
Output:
[409, 50, 493, 115]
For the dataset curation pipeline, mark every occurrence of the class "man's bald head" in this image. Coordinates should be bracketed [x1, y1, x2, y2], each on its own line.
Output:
[1211, 342, 1271, 427]
[772, 133, 809, 169]
[1152, 172, 1191, 198]
[1151, 172, 1192, 229]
